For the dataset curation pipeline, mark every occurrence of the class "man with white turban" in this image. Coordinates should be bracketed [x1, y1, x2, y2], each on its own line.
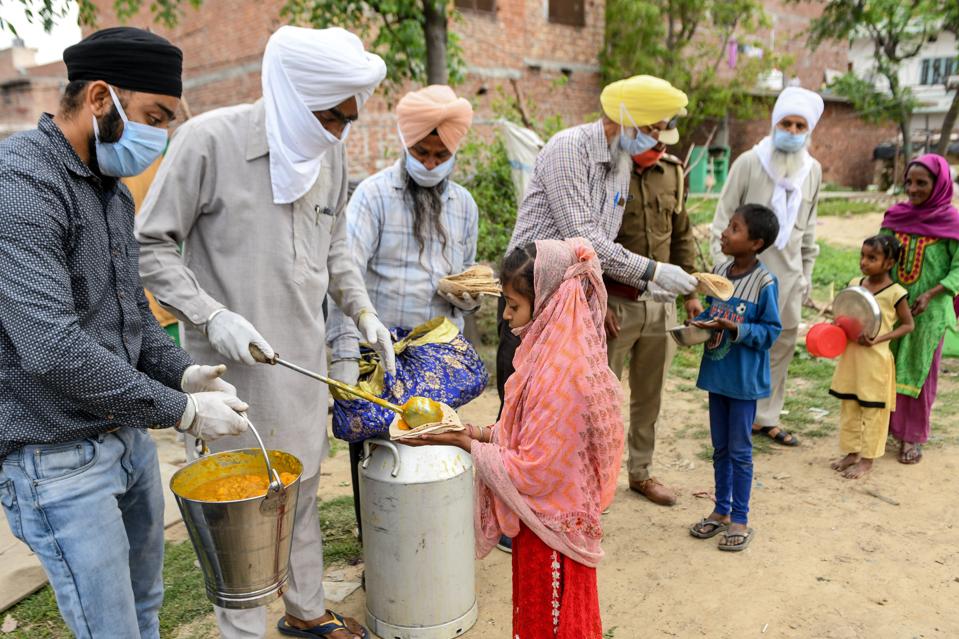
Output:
[709, 86, 825, 449]
[136, 26, 389, 639]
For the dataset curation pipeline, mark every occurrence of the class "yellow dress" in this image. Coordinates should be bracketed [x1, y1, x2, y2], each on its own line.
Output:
[828, 278, 908, 458]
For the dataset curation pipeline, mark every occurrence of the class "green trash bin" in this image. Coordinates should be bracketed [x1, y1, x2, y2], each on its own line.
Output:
[710, 146, 730, 192]
[688, 146, 709, 193]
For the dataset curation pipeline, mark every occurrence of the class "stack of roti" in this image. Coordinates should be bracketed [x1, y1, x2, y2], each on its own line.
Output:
[389, 402, 465, 441]
[438, 264, 501, 297]
[693, 272, 734, 301]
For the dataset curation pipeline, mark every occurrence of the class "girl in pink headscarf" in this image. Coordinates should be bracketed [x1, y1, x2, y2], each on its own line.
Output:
[880, 153, 959, 464]
[410, 238, 624, 638]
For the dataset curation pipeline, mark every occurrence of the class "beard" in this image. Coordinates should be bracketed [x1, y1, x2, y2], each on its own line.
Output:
[609, 136, 634, 188]
[87, 104, 124, 171]
[401, 163, 450, 269]
[769, 127, 808, 179]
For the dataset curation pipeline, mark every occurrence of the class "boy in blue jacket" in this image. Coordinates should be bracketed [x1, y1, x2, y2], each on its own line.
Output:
[688, 203, 782, 552]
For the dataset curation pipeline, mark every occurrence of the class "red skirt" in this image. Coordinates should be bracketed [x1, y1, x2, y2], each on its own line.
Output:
[511, 523, 602, 638]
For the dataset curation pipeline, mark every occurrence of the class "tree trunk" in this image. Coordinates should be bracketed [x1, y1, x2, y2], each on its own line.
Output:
[936, 88, 959, 156]
[423, 0, 448, 85]
[901, 120, 913, 165]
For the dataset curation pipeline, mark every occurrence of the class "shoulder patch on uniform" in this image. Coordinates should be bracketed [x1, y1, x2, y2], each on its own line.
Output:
[660, 153, 683, 165]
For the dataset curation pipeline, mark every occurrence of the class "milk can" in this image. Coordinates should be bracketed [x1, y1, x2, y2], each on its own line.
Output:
[359, 439, 477, 639]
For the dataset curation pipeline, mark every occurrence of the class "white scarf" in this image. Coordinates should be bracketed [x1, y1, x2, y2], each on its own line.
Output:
[753, 136, 813, 250]
[261, 27, 386, 204]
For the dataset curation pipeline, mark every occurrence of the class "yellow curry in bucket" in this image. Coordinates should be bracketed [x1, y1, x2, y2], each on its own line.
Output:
[171, 449, 303, 503]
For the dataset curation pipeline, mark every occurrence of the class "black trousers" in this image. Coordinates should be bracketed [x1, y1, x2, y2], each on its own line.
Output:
[495, 296, 521, 420]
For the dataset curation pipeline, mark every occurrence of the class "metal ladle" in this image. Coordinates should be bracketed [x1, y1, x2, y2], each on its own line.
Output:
[249, 345, 444, 430]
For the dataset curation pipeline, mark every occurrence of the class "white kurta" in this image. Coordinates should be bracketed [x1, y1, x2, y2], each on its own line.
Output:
[136, 101, 373, 477]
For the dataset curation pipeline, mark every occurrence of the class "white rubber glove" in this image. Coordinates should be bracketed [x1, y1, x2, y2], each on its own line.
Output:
[179, 391, 249, 441]
[181, 364, 237, 396]
[206, 310, 274, 366]
[643, 281, 677, 304]
[357, 311, 397, 376]
[439, 290, 482, 312]
[651, 262, 697, 296]
[329, 359, 360, 386]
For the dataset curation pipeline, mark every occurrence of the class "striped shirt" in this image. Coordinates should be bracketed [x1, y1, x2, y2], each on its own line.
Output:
[507, 120, 656, 286]
[327, 160, 478, 360]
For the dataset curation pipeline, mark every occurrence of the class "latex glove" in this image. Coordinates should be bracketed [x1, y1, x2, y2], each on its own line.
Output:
[644, 281, 677, 303]
[206, 310, 274, 366]
[179, 391, 249, 441]
[439, 290, 482, 312]
[652, 262, 697, 295]
[800, 275, 812, 302]
[329, 359, 360, 386]
[357, 311, 397, 376]
[181, 364, 237, 396]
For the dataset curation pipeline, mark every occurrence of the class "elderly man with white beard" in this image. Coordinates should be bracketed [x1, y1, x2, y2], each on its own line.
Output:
[136, 26, 391, 639]
[709, 87, 824, 449]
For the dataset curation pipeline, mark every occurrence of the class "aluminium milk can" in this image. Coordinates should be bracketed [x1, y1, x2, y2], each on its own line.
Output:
[360, 439, 477, 639]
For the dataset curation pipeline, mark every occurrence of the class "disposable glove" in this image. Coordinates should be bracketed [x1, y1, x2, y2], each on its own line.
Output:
[651, 262, 697, 295]
[357, 311, 397, 376]
[642, 281, 677, 304]
[439, 290, 482, 312]
[329, 359, 360, 386]
[181, 364, 237, 396]
[206, 310, 274, 366]
[178, 391, 249, 441]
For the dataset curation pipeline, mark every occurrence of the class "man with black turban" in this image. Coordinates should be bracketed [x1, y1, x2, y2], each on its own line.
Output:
[0, 27, 249, 639]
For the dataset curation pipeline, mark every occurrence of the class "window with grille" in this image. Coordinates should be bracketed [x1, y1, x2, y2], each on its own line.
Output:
[920, 57, 956, 85]
[455, 0, 495, 12]
[549, 0, 585, 26]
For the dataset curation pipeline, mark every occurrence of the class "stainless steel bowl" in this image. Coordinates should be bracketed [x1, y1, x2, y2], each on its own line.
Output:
[667, 324, 712, 346]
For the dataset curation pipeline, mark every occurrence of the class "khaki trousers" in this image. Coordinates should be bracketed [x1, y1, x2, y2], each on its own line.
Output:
[606, 297, 676, 483]
[755, 327, 799, 427]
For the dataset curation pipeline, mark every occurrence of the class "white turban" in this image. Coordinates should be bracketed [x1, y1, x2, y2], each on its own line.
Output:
[771, 87, 824, 131]
[262, 26, 386, 204]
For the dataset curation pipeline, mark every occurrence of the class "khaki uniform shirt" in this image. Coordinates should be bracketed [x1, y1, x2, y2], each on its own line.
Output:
[135, 101, 373, 477]
[709, 148, 821, 330]
[614, 154, 697, 298]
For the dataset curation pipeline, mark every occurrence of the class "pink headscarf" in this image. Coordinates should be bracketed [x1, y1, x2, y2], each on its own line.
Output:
[882, 153, 959, 241]
[471, 238, 624, 567]
[396, 85, 473, 153]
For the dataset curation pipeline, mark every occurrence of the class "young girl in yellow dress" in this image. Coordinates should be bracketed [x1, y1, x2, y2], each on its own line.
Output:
[828, 235, 914, 478]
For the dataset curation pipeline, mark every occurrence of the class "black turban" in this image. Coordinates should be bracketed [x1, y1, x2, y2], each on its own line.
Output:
[63, 27, 183, 98]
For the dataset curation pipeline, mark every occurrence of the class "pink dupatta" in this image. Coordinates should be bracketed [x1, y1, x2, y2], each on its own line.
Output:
[471, 238, 625, 567]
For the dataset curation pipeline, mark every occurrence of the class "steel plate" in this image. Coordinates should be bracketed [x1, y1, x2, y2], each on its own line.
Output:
[832, 286, 881, 340]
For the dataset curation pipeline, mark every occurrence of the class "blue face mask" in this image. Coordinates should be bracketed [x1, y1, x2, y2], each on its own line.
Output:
[405, 152, 455, 188]
[619, 127, 659, 156]
[93, 86, 168, 177]
[772, 127, 807, 154]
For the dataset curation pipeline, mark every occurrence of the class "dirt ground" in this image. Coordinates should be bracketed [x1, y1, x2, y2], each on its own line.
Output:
[817, 213, 886, 248]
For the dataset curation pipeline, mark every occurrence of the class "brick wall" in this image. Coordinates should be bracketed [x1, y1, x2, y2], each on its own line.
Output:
[0, 52, 67, 136]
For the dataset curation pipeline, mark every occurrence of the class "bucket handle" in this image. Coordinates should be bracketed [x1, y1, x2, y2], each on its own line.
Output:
[361, 439, 401, 478]
[241, 414, 283, 493]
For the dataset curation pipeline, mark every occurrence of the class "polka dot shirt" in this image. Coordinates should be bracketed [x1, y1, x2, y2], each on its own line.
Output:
[0, 114, 193, 461]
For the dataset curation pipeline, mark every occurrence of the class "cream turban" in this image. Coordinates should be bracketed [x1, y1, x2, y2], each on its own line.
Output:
[262, 26, 386, 204]
[771, 87, 824, 131]
[396, 85, 473, 153]
[600, 75, 688, 127]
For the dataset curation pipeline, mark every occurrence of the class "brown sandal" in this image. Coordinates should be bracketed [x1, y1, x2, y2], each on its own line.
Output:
[898, 444, 922, 464]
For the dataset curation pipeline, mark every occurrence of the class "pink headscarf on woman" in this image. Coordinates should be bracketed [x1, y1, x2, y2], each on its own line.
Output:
[882, 153, 959, 241]
[471, 238, 624, 568]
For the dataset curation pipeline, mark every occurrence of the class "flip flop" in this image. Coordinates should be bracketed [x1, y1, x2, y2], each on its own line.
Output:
[718, 527, 754, 552]
[899, 444, 922, 465]
[755, 426, 800, 447]
[689, 518, 728, 539]
[277, 611, 368, 639]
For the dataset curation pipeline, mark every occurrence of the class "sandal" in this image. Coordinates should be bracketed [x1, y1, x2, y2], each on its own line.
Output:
[277, 611, 368, 638]
[754, 426, 800, 447]
[718, 527, 754, 552]
[689, 518, 728, 539]
[898, 444, 922, 465]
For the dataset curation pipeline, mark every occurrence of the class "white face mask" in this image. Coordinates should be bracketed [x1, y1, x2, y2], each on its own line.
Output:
[405, 152, 455, 187]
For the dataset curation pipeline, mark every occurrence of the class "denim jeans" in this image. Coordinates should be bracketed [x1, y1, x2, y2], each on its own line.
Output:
[708, 393, 756, 525]
[0, 428, 165, 639]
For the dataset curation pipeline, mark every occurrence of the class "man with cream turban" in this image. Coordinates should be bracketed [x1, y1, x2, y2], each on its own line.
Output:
[137, 26, 389, 639]
[709, 86, 825, 449]
[327, 85, 478, 385]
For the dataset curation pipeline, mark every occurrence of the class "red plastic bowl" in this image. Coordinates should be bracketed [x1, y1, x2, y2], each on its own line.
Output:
[805, 322, 847, 359]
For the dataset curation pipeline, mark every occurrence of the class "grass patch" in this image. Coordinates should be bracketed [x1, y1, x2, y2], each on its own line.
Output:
[318, 495, 362, 566]
[810, 242, 861, 292]
[816, 199, 882, 218]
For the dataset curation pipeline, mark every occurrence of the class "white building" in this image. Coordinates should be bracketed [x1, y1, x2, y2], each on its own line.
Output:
[849, 30, 958, 148]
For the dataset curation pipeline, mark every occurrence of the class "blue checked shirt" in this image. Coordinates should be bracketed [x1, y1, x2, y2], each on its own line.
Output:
[0, 115, 192, 461]
[327, 160, 478, 361]
[508, 120, 657, 286]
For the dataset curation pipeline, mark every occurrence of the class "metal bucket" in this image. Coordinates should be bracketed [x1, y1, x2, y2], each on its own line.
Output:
[170, 421, 302, 609]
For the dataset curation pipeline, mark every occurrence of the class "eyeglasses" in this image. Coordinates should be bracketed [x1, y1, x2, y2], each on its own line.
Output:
[316, 106, 357, 127]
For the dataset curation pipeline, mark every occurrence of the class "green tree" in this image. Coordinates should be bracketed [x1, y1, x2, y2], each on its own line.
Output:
[934, 0, 958, 156]
[805, 0, 944, 161]
[0, 0, 200, 34]
[600, 0, 782, 137]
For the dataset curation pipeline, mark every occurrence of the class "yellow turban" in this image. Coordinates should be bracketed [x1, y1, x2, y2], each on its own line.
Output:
[396, 85, 474, 153]
[600, 75, 688, 127]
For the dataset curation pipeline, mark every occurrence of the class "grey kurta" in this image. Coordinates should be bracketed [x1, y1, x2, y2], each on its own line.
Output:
[709, 148, 821, 330]
[135, 101, 373, 477]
